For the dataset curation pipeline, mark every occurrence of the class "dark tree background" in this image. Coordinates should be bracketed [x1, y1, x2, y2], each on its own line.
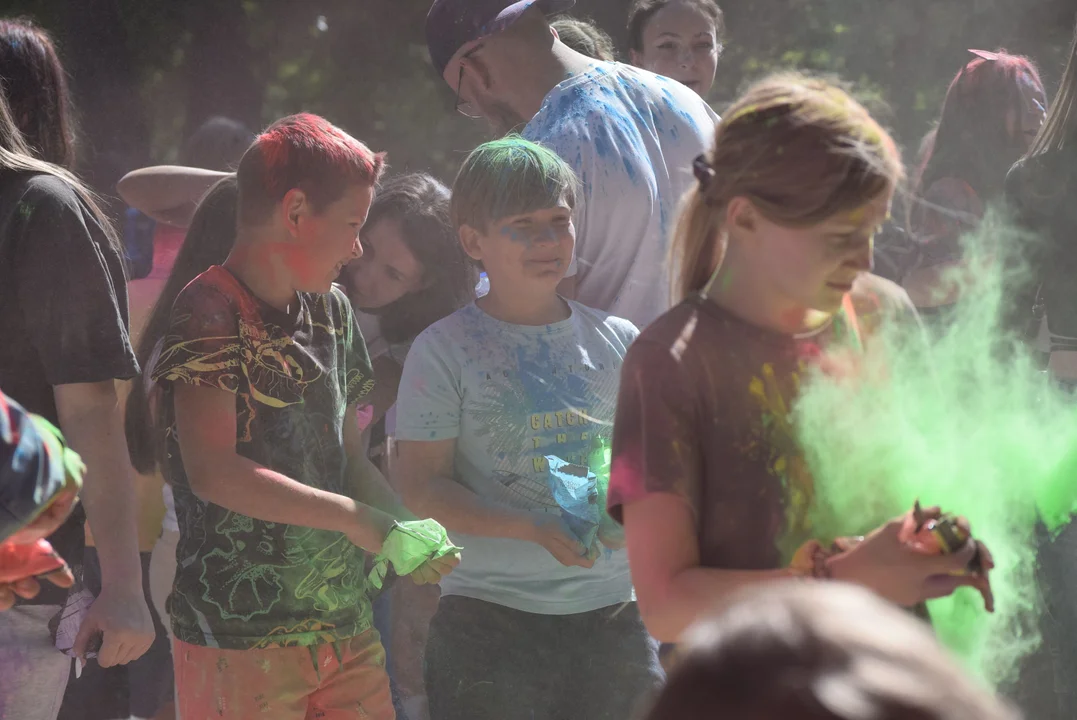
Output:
[1, 0, 1073, 199]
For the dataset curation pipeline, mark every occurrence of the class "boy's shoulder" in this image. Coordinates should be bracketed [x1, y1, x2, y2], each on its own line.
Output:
[567, 300, 639, 345]
[409, 303, 480, 347]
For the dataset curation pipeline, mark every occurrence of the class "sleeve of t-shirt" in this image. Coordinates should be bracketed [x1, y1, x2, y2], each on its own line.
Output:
[337, 289, 375, 406]
[607, 338, 701, 524]
[13, 176, 139, 385]
[150, 279, 243, 393]
[393, 328, 463, 442]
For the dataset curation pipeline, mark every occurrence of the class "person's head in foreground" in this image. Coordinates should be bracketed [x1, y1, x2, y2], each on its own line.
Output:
[427, 0, 582, 134]
[644, 582, 1019, 720]
[234, 113, 385, 295]
[673, 74, 902, 327]
[628, 0, 724, 98]
[338, 173, 476, 344]
[451, 136, 578, 305]
[550, 15, 616, 62]
[0, 18, 76, 168]
[915, 50, 1044, 205]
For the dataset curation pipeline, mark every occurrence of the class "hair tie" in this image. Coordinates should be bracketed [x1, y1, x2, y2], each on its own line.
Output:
[693, 154, 716, 191]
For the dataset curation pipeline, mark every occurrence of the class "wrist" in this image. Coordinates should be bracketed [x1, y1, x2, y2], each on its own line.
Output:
[505, 509, 538, 543]
[825, 547, 858, 583]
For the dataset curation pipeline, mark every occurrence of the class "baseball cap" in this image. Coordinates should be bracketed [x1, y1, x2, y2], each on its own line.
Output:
[426, 0, 577, 76]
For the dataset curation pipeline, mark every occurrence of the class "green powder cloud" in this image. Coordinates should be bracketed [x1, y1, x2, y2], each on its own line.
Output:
[793, 210, 1077, 685]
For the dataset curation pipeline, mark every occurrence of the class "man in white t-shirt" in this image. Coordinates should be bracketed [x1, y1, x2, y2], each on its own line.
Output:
[426, 0, 718, 328]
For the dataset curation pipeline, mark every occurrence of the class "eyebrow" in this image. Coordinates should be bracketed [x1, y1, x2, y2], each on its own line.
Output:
[656, 31, 714, 39]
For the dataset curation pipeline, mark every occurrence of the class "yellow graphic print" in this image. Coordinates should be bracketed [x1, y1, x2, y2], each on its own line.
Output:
[749, 362, 816, 563]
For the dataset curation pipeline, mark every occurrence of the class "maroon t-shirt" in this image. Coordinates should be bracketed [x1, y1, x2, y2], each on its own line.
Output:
[607, 274, 918, 571]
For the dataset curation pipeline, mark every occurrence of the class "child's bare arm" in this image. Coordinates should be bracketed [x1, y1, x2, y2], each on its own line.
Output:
[342, 402, 415, 521]
[394, 438, 530, 539]
[116, 166, 229, 228]
[394, 438, 591, 568]
[174, 383, 396, 552]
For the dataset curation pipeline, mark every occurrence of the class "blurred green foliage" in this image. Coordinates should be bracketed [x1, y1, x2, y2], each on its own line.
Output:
[0, 0, 1071, 187]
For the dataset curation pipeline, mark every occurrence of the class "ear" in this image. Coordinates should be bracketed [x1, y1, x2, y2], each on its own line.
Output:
[726, 196, 759, 238]
[281, 188, 308, 238]
[550, 25, 560, 41]
[458, 224, 485, 265]
[629, 49, 643, 66]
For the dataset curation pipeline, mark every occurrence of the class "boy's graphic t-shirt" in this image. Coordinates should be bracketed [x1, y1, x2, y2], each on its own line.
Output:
[152, 266, 375, 650]
[395, 301, 639, 615]
[608, 274, 919, 569]
[524, 62, 719, 329]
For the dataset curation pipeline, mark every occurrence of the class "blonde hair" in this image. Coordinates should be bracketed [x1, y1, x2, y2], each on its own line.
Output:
[671, 74, 904, 302]
[646, 582, 1018, 720]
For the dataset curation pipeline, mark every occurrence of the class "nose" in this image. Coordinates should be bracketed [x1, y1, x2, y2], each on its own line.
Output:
[533, 225, 559, 245]
[351, 236, 363, 260]
[678, 47, 693, 69]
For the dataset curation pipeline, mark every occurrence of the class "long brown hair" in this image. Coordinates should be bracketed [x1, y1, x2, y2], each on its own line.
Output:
[125, 176, 238, 474]
[0, 75, 121, 258]
[671, 73, 903, 302]
[0, 18, 77, 169]
[1026, 22, 1077, 156]
[916, 50, 1044, 205]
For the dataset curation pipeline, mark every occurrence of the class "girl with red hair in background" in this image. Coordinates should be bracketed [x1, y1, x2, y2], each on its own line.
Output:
[902, 50, 1046, 321]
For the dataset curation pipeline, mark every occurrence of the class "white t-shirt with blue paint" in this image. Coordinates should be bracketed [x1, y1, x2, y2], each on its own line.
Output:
[395, 300, 639, 615]
[524, 62, 719, 329]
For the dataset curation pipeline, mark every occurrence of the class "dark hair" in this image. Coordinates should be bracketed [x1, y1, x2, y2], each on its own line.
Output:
[0, 18, 76, 169]
[181, 116, 255, 172]
[551, 15, 617, 62]
[646, 582, 1019, 720]
[0, 71, 121, 259]
[236, 113, 386, 227]
[1027, 22, 1077, 157]
[125, 176, 238, 473]
[627, 0, 725, 53]
[339, 174, 475, 345]
[915, 50, 1044, 206]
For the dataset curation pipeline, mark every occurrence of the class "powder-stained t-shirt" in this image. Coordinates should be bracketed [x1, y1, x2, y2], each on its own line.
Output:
[152, 266, 375, 650]
[608, 274, 919, 570]
[524, 62, 719, 329]
[395, 301, 638, 615]
[0, 171, 139, 605]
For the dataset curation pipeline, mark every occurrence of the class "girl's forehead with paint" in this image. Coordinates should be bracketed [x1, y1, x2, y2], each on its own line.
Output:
[827, 194, 892, 229]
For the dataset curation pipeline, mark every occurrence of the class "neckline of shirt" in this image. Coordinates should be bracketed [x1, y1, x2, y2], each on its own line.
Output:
[466, 299, 579, 337]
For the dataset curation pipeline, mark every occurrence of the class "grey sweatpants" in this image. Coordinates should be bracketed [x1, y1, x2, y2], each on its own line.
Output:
[0, 604, 72, 720]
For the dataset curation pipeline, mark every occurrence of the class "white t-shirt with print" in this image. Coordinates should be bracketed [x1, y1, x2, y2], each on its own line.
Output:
[524, 62, 719, 329]
[394, 300, 639, 615]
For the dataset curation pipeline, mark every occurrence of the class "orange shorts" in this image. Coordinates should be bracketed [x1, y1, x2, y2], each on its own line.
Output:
[173, 629, 394, 719]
